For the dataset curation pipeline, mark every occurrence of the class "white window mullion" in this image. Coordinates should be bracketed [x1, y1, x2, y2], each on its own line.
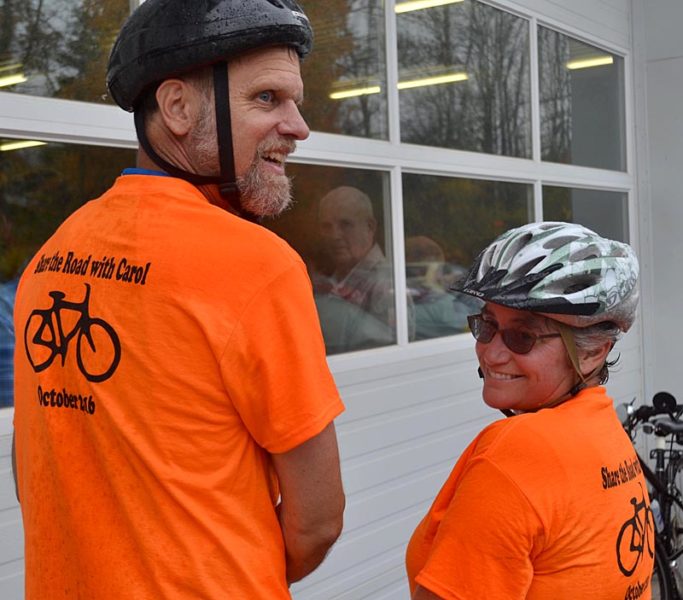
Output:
[385, 0, 401, 145]
[389, 165, 409, 346]
[529, 16, 541, 165]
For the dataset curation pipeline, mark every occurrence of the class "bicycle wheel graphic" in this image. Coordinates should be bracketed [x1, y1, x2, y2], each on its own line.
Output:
[616, 518, 643, 576]
[76, 318, 121, 382]
[24, 310, 58, 372]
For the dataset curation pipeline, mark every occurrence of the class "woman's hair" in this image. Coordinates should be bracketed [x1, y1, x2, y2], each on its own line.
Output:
[570, 321, 622, 384]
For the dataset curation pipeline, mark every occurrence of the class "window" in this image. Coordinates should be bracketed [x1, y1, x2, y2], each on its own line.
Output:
[264, 164, 395, 354]
[0, 141, 136, 407]
[402, 173, 533, 341]
[0, 0, 130, 103]
[538, 27, 626, 171]
[396, 0, 531, 156]
[300, 0, 388, 139]
[543, 186, 629, 242]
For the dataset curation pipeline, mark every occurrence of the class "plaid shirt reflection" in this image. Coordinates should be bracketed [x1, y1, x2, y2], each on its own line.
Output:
[0, 279, 18, 408]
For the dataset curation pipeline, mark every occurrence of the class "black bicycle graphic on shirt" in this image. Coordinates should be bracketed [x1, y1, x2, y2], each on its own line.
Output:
[24, 284, 121, 382]
[616, 482, 655, 577]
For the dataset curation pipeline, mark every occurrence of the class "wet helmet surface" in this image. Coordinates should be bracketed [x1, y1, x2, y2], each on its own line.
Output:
[451, 221, 640, 331]
[107, 0, 313, 111]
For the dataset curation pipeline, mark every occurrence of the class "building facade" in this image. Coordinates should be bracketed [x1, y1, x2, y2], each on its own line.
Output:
[0, 0, 674, 597]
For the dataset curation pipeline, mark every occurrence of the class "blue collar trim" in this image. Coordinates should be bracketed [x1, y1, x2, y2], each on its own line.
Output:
[122, 168, 170, 177]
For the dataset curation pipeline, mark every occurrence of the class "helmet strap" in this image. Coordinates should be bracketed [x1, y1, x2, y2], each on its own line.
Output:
[557, 322, 586, 384]
[212, 62, 244, 216]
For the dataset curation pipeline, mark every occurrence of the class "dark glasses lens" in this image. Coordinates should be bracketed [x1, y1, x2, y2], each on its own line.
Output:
[467, 314, 549, 355]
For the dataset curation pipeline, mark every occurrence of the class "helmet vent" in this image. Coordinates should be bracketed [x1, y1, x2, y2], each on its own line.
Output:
[503, 232, 533, 260]
[568, 246, 600, 262]
[563, 275, 600, 294]
[543, 235, 580, 249]
[513, 255, 544, 276]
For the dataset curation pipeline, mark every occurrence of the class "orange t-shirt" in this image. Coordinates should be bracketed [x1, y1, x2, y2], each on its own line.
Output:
[406, 387, 653, 600]
[13, 174, 344, 599]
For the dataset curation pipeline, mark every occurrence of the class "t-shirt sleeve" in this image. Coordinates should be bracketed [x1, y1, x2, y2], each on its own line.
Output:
[415, 457, 544, 600]
[220, 260, 344, 454]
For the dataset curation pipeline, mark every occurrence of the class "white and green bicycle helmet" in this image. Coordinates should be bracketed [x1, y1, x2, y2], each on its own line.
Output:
[452, 221, 639, 332]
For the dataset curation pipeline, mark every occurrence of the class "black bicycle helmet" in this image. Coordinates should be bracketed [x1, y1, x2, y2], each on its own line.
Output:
[452, 221, 639, 332]
[107, 0, 313, 112]
[106, 0, 313, 217]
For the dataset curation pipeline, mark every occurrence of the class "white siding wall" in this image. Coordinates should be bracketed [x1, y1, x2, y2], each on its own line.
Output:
[0, 1, 642, 598]
[640, 0, 683, 400]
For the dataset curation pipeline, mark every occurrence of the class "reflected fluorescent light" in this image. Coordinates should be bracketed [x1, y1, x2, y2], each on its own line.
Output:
[0, 63, 23, 73]
[395, 0, 464, 13]
[329, 72, 468, 99]
[0, 140, 47, 152]
[329, 85, 381, 100]
[0, 73, 27, 88]
[566, 56, 614, 70]
[397, 72, 468, 89]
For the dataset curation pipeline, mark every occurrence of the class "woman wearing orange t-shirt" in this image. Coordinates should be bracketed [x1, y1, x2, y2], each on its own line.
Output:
[406, 222, 653, 600]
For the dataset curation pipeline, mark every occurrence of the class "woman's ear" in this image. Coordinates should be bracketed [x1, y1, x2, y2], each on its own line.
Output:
[154, 79, 197, 137]
[578, 340, 612, 377]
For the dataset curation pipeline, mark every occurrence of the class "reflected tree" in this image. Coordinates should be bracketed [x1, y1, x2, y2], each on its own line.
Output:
[538, 29, 572, 163]
[402, 174, 531, 269]
[0, 0, 128, 102]
[397, 0, 531, 157]
[300, 0, 387, 139]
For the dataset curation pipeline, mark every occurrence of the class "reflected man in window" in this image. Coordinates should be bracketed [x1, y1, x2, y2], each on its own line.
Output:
[312, 186, 399, 353]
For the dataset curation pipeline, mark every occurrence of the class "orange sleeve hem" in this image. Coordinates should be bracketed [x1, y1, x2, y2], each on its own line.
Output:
[266, 399, 345, 454]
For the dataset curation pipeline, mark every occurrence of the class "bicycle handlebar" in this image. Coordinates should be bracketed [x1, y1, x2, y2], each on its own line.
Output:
[619, 391, 683, 435]
[652, 417, 683, 436]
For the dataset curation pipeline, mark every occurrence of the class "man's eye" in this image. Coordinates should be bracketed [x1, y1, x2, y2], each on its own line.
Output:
[257, 91, 275, 103]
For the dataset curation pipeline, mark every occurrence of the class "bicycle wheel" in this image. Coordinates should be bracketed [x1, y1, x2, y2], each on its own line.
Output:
[616, 518, 642, 577]
[652, 538, 675, 600]
[76, 318, 121, 382]
[23, 310, 58, 372]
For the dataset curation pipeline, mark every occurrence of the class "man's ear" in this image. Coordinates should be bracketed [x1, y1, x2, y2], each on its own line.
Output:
[368, 217, 377, 235]
[578, 340, 612, 377]
[154, 79, 198, 137]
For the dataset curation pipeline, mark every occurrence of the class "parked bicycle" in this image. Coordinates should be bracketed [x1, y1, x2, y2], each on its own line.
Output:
[24, 284, 121, 383]
[619, 391, 683, 599]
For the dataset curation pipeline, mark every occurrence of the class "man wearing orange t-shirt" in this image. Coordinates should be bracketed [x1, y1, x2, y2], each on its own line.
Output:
[12, 2, 345, 598]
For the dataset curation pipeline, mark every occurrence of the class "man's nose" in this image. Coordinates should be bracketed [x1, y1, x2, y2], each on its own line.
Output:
[278, 101, 310, 140]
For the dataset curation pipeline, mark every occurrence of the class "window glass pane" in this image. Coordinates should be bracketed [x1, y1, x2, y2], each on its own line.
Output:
[538, 27, 626, 171]
[396, 0, 531, 157]
[1, 140, 136, 407]
[0, 0, 130, 103]
[543, 186, 628, 242]
[299, 0, 388, 139]
[403, 173, 532, 341]
[264, 165, 396, 354]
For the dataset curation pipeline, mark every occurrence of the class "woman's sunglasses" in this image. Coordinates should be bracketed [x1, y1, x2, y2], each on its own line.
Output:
[467, 314, 561, 355]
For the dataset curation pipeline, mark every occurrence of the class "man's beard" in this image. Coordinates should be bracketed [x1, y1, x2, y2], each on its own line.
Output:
[189, 106, 295, 217]
[237, 138, 296, 217]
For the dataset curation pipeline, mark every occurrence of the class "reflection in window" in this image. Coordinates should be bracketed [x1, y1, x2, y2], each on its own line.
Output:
[299, 0, 388, 139]
[403, 173, 532, 341]
[0, 140, 135, 407]
[538, 28, 625, 171]
[264, 166, 399, 354]
[396, 0, 531, 157]
[543, 186, 628, 242]
[0, 0, 130, 103]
